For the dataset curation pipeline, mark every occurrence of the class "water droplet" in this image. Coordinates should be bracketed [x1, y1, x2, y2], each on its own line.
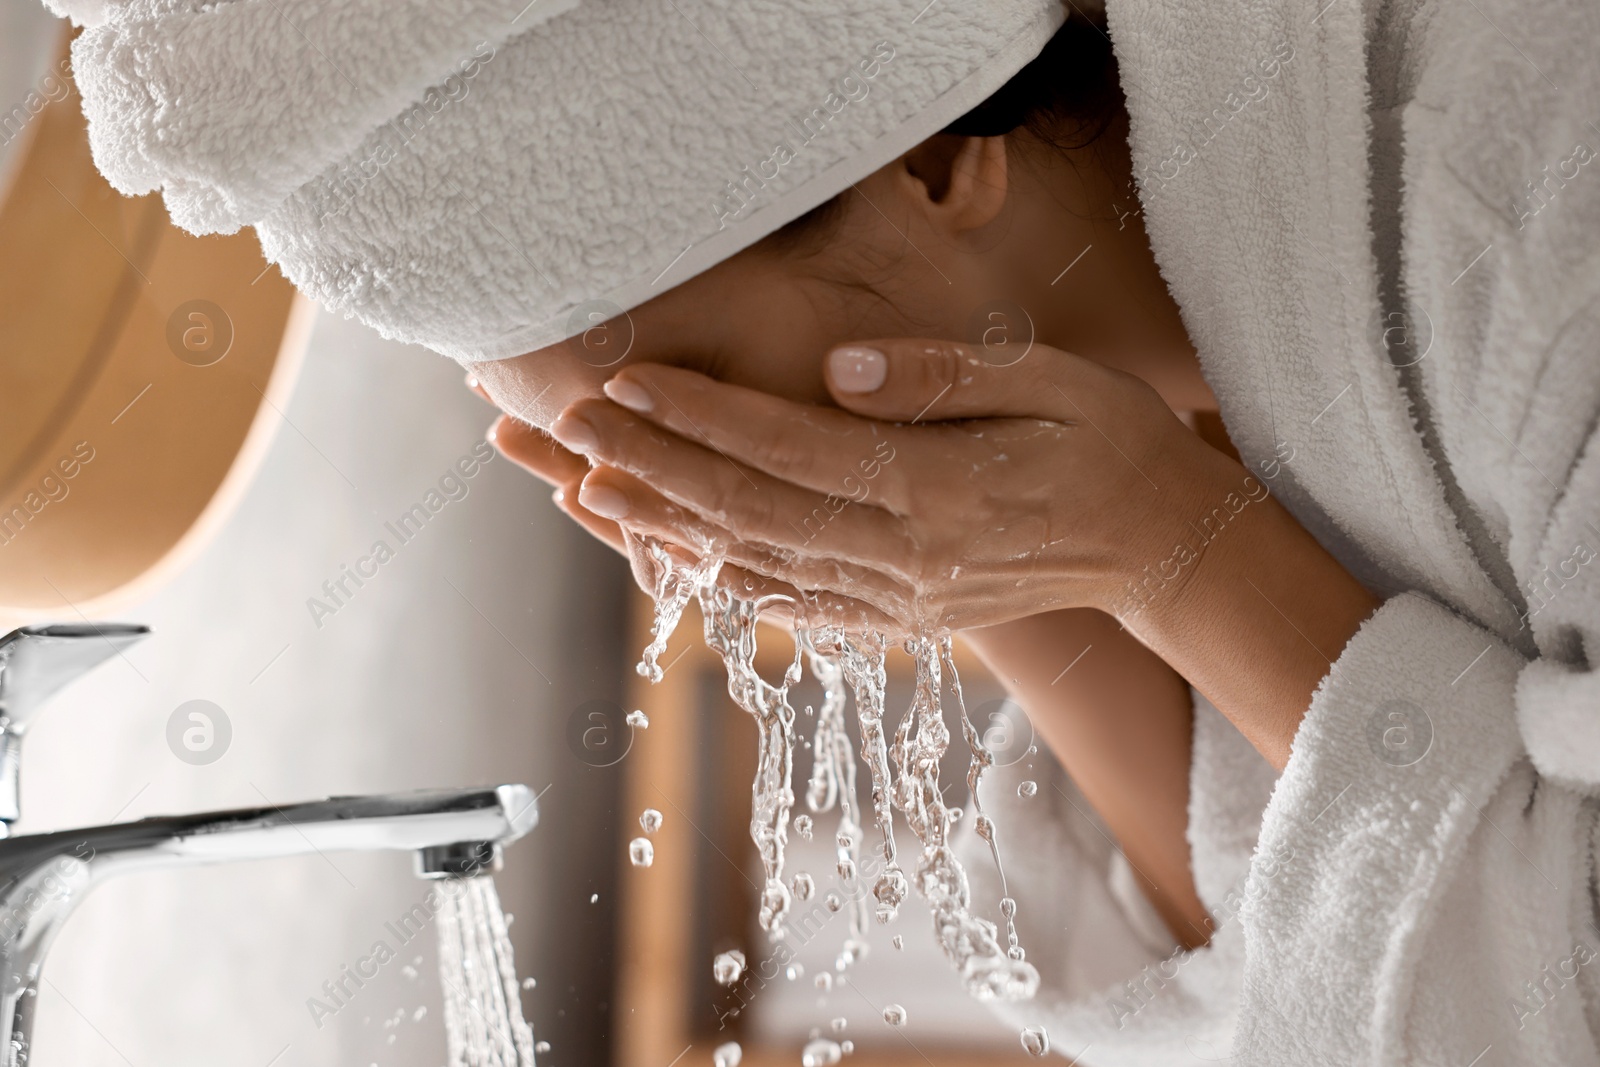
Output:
[873, 869, 907, 909]
[825, 892, 843, 913]
[535, 1040, 551, 1054]
[1017, 780, 1038, 798]
[1020, 1027, 1050, 1057]
[401, 964, 418, 980]
[590, 893, 599, 904]
[640, 808, 664, 834]
[713, 949, 746, 986]
[814, 972, 833, 991]
[626, 709, 649, 728]
[794, 814, 813, 839]
[892, 935, 903, 950]
[949, 806, 964, 823]
[522, 977, 537, 990]
[1008, 945, 1027, 961]
[760, 881, 792, 931]
[801, 1038, 842, 1067]
[974, 814, 994, 841]
[629, 837, 654, 867]
[714, 1042, 743, 1067]
[830, 1017, 847, 1033]
[787, 962, 805, 981]
[413, 1006, 427, 1021]
[840, 1041, 854, 1055]
[882, 1004, 907, 1026]
[836, 857, 856, 881]
[791, 872, 815, 900]
[1000, 897, 1017, 920]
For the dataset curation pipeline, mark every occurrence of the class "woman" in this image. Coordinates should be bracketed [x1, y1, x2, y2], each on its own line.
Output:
[471, 6, 1600, 1065]
[58, 0, 1600, 1060]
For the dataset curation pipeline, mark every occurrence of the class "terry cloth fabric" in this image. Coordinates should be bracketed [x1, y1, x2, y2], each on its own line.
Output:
[42, 0, 1065, 362]
[954, 0, 1600, 1062]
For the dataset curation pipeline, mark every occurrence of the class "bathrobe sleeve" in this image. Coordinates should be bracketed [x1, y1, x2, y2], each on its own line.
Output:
[1233, 590, 1600, 1065]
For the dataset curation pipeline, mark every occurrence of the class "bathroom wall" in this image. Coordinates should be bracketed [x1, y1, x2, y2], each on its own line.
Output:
[20, 307, 632, 1067]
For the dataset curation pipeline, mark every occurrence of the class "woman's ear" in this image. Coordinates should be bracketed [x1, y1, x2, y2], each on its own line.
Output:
[897, 133, 1009, 236]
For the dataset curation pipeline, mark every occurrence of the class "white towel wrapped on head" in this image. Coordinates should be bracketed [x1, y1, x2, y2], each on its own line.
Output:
[46, 0, 1065, 362]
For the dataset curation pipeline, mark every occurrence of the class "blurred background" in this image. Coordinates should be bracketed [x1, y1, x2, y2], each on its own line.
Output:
[1, 3, 1061, 1065]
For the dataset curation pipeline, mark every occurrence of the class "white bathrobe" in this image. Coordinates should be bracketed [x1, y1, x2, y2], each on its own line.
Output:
[959, 0, 1600, 1063]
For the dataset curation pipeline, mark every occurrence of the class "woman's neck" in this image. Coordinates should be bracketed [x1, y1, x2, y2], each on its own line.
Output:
[1003, 124, 1216, 414]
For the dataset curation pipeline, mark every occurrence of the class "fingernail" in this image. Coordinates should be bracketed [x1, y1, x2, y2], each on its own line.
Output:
[579, 482, 630, 519]
[604, 377, 654, 413]
[828, 346, 887, 393]
[550, 413, 598, 454]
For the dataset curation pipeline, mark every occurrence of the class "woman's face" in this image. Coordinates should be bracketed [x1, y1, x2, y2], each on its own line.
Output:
[468, 170, 956, 429]
[469, 130, 1207, 424]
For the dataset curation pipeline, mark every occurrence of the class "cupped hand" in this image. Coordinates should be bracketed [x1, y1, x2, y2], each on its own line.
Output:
[480, 392, 898, 635]
[542, 339, 1249, 633]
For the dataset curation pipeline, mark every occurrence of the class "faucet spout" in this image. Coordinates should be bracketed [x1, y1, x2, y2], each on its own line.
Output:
[0, 784, 538, 1066]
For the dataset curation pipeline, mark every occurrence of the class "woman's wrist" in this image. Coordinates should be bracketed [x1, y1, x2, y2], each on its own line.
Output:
[1103, 456, 1380, 770]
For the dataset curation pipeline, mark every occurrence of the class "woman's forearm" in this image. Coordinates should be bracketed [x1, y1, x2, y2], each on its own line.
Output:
[962, 609, 1213, 949]
[1118, 480, 1382, 771]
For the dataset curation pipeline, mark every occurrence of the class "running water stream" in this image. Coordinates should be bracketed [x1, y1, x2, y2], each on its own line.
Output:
[636, 541, 1039, 1003]
[435, 875, 539, 1067]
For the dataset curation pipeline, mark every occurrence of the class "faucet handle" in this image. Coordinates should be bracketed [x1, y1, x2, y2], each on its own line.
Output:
[0, 623, 150, 826]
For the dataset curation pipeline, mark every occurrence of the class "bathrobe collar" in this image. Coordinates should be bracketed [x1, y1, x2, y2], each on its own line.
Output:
[1106, 0, 1525, 641]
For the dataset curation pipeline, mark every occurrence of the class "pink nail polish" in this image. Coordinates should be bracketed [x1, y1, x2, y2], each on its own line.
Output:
[550, 413, 598, 454]
[828, 346, 887, 393]
[579, 483, 630, 519]
[604, 378, 654, 413]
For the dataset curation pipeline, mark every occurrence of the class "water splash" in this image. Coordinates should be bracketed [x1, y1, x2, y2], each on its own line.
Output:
[801, 1038, 842, 1067]
[1020, 1026, 1050, 1057]
[435, 876, 538, 1067]
[823, 629, 909, 928]
[713, 949, 746, 985]
[636, 542, 1037, 1002]
[701, 586, 804, 934]
[802, 635, 870, 961]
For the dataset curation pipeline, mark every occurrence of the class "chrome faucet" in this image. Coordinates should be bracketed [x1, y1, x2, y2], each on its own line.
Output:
[0, 625, 539, 1066]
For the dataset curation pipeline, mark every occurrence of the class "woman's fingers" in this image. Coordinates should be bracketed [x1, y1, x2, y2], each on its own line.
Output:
[575, 465, 727, 559]
[489, 414, 588, 486]
[551, 483, 630, 555]
[490, 406, 903, 630]
[821, 337, 1114, 424]
[464, 372, 495, 406]
[707, 560, 903, 635]
[489, 415, 631, 554]
[599, 365, 912, 512]
[580, 465, 915, 611]
[552, 399, 917, 575]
